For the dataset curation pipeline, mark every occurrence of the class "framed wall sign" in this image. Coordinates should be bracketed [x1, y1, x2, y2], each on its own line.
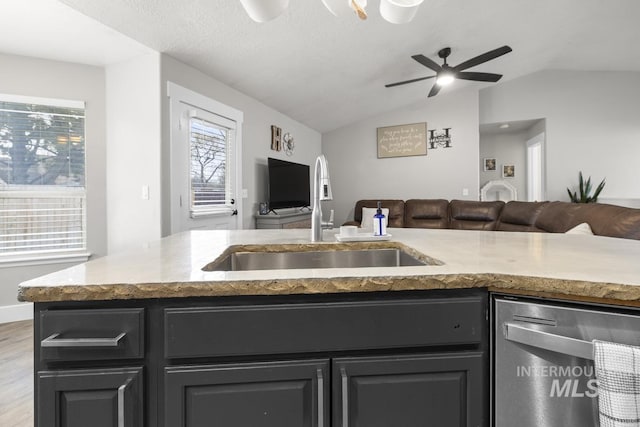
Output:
[377, 122, 427, 158]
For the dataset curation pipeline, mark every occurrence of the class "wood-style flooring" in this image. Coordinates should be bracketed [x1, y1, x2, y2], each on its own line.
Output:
[0, 320, 33, 427]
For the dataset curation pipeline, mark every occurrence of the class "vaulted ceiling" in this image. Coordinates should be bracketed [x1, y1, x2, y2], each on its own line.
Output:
[5, 0, 640, 132]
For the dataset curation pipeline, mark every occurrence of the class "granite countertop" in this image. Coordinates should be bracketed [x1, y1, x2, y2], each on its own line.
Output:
[18, 228, 640, 304]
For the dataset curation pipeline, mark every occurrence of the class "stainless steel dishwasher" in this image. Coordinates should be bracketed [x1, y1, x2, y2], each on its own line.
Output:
[494, 295, 640, 427]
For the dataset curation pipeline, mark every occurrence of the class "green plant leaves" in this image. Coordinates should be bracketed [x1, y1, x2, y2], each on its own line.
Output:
[567, 171, 606, 203]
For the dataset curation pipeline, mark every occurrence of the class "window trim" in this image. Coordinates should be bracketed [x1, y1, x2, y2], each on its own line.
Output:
[0, 251, 91, 268]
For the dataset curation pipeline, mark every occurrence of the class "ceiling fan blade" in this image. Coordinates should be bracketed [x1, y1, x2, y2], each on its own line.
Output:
[385, 75, 435, 88]
[411, 54, 442, 72]
[453, 45, 512, 72]
[456, 72, 503, 82]
[428, 83, 442, 97]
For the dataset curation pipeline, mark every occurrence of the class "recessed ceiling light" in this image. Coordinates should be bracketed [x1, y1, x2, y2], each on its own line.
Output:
[499, 123, 510, 129]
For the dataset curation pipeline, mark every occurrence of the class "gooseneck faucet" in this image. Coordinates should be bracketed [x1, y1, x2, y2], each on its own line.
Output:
[311, 154, 334, 242]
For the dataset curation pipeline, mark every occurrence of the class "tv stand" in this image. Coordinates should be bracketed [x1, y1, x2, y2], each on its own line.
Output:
[255, 210, 312, 229]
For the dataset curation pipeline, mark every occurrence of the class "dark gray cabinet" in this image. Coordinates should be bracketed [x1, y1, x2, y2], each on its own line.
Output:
[37, 366, 143, 427]
[164, 359, 329, 427]
[333, 353, 484, 427]
[34, 289, 488, 427]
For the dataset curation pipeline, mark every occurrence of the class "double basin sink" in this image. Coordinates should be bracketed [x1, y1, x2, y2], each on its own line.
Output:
[203, 244, 437, 272]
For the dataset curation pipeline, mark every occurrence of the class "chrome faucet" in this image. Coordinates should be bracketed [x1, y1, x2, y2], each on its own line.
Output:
[311, 154, 334, 242]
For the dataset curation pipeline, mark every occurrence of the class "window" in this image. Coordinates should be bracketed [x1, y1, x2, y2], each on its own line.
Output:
[189, 115, 234, 216]
[0, 94, 87, 261]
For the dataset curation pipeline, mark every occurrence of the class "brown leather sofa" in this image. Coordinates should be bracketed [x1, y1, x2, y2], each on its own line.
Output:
[344, 199, 640, 240]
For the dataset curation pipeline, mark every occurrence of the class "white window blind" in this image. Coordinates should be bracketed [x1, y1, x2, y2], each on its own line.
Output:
[189, 114, 234, 217]
[0, 95, 86, 259]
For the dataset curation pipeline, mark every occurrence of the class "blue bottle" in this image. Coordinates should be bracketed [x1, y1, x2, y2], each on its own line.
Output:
[373, 201, 387, 236]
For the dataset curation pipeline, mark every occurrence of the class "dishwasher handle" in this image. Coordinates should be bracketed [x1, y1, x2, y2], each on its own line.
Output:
[503, 322, 594, 360]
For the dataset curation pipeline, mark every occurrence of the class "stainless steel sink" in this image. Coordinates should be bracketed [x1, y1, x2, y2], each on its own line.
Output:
[204, 248, 428, 271]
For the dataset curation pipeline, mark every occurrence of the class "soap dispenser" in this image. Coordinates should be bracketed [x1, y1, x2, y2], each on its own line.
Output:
[373, 201, 387, 236]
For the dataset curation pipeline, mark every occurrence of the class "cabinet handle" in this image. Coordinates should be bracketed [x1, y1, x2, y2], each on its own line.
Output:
[41, 332, 126, 348]
[117, 377, 132, 427]
[316, 368, 324, 427]
[341, 368, 349, 427]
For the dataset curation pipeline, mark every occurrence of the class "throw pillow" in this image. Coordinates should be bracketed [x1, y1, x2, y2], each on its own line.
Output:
[565, 222, 594, 235]
[361, 207, 389, 230]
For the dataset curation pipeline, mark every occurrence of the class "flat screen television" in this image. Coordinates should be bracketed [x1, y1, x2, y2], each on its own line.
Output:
[267, 157, 310, 210]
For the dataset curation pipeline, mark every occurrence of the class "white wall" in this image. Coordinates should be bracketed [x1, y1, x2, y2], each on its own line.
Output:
[106, 53, 162, 253]
[160, 54, 322, 231]
[0, 53, 106, 312]
[322, 88, 480, 225]
[479, 131, 527, 200]
[480, 70, 640, 202]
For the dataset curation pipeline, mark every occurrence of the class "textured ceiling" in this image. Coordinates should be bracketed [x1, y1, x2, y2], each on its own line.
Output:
[24, 1, 640, 132]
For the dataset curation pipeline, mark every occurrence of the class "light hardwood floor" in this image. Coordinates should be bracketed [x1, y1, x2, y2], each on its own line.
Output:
[0, 320, 33, 427]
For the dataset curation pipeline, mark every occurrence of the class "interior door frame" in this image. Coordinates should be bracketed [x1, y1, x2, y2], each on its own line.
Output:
[526, 132, 546, 202]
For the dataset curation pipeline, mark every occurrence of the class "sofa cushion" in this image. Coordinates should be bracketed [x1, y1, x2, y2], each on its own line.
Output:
[497, 201, 549, 232]
[449, 200, 505, 230]
[534, 201, 585, 233]
[404, 199, 449, 229]
[352, 199, 405, 228]
[571, 203, 640, 239]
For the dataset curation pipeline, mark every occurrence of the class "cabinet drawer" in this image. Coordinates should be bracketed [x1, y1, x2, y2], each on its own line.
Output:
[39, 308, 144, 362]
[164, 297, 483, 359]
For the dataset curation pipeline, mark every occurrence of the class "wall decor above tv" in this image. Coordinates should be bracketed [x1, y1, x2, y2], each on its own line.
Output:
[377, 122, 427, 158]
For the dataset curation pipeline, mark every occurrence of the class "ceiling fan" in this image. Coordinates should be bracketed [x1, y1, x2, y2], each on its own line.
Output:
[385, 45, 513, 97]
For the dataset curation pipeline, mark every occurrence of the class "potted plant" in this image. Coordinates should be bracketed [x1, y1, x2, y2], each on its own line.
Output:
[567, 171, 606, 203]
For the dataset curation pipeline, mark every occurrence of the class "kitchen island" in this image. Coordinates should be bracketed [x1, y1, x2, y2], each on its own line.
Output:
[19, 228, 640, 427]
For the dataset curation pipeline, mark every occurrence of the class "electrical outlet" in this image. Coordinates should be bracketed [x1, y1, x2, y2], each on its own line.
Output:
[462, 188, 469, 196]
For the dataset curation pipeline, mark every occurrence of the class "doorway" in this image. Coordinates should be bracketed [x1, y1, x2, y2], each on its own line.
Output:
[479, 119, 546, 202]
[526, 133, 545, 201]
[168, 82, 244, 233]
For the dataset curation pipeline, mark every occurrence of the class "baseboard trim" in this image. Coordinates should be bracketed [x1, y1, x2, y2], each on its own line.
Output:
[0, 303, 33, 324]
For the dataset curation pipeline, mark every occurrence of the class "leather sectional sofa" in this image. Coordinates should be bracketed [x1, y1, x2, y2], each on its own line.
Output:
[343, 199, 640, 240]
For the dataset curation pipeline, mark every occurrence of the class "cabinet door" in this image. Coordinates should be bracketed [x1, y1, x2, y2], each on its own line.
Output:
[37, 367, 143, 427]
[165, 359, 329, 427]
[333, 353, 485, 427]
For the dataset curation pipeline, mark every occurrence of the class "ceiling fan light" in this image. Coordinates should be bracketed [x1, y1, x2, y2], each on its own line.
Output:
[436, 73, 455, 86]
[239, 0, 289, 22]
[379, 0, 424, 24]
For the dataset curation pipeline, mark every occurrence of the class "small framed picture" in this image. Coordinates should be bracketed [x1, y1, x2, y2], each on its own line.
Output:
[484, 158, 496, 171]
[502, 165, 515, 178]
